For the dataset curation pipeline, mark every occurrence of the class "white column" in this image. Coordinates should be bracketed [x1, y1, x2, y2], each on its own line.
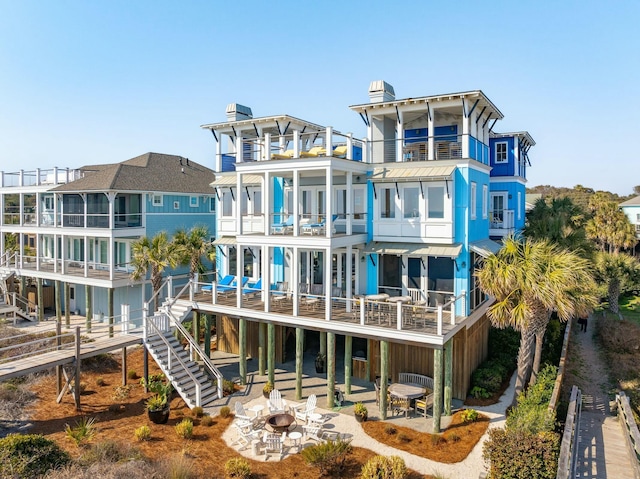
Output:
[346, 245, 352, 301]
[19, 193, 23, 226]
[428, 106, 435, 161]
[235, 135, 243, 164]
[325, 126, 333, 156]
[264, 132, 271, 161]
[61, 234, 66, 274]
[292, 246, 299, 316]
[54, 193, 58, 227]
[278, 131, 286, 155]
[396, 111, 404, 163]
[83, 235, 88, 277]
[346, 133, 353, 160]
[292, 170, 299, 236]
[293, 130, 301, 157]
[363, 138, 369, 164]
[324, 247, 331, 320]
[109, 236, 114, 280]
[325, 167, 333, 238]
[462, 99, 470, 158]
[346, 172, 353, 235]
[236, 173, 243, 235]
[236, 246, 243, 308]
[264, 172, 271, 236]
[214, 133, 222, 172]
[263, 245, 270, 313]
[108, 193, 115, 229]
[36, 233, 40, 269]
[83, 193, 87, 229]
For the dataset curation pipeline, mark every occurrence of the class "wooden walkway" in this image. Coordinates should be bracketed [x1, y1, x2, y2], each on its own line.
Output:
[0, 333, 142, 382]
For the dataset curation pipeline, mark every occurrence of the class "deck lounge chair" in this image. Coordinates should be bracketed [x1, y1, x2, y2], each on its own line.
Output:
[218, 276, 249, 295]
[300, 146, 326, 157]
[242, 278, 262, 297]
[331, 145, 348, 158]
[271, 215, 294, 234]
[271, 149, 294, 160]
[201, 274, 234, 292]
[301, 214, 338, 235]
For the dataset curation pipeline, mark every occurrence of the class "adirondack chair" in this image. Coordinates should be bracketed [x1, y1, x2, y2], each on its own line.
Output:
[262, 431, 286, 459]
[293, 394, 317, 423]
[268, 389, 287, 414]
[234, 401, 257, 425]
[231, 421, 261, 449]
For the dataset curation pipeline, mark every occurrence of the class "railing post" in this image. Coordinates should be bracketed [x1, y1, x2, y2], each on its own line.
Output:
[142, 302, 149, 342]
[360, 298, 365, 325]
[121, 304, 130, 334]
[461, 290, 467, 316]
[166, 276, 173, 301]
[189, 278, 194, 302]
[211, 282, 217, 305]
[437, 305, 443, 335]
[450, 297, 456, 325]
[397, 301, 402, 330]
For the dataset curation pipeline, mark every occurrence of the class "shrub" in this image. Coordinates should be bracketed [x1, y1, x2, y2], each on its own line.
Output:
[0, 433, 70, 477]
[77, 439, 143, 466]
[95, 377, 105, 387]
[460, 409, 479, 423]
[175, 418, 194, 439]
[506, 364, 558, 434]
[396, 432, 410, 443]
[201, 415, 214, 427]
[430, 433, 445, 446]
[78, 381, 88, 394]
[361, 454, 407, 479]
[65, 416, 97, 446]
[263, 381, 274, 396]
[483, 428, 559, 479]
[112, 385, 132, 401]
[448, 433, 461, 443]
[219, 406, 231, 418]
[470, 386, 491, 399]
[223, 379, 236, 395]
[192, 406, 204, 418]
[384, 424, 397, 435]
[224, 457, 251, 478]
[301, 438, 352, 476]
[160, 452, 194, 479]
[127, 370, 138, 380]
[134, 425, 151, 442]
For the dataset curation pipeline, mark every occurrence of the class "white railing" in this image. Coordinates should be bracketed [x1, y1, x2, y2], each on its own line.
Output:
[616, 391, 640, 477]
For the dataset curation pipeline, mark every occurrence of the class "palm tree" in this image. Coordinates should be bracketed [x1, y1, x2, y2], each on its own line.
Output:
[524, 197, 591, 256]
[586, 193, 637, 254]
[130, 232, 180, 311]
[173, 225, 213, 281]
[594, 252, 640, 314]
[477, 237, 598, 400]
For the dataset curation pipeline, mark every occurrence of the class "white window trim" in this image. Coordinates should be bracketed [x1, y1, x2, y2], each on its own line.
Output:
[152, 194, 163, 207]
[190, 196, 199, 207]
[470, 182, 477, 220]
[209, 197, 215, 212]
[495, 141, 508, 164]
[517, 192, 522, 220]
[173, 201, 180, 210]
[482, 185, 488, 219]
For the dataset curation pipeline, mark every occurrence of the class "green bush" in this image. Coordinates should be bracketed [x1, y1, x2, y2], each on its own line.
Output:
[361, 454, 407, 479]
[201, 415, 214, 427]
[301, 438, 352, 476]
[192, 406, 204, 418]
[460, 409, 479, 423]
[0, 433, 70, 478]
[483, 428, 559, 479]
[223, 379, 236, 395]
[65, 416, 97, 446]
[470, 386, 491, 399]
[127, 369, 138, 380]
[219, 406, 231, 418]
[224, 457, 251, 478]
[134, 425, 151, 442]
[175, 418, 194, 439]
[507, 364, 558, 434]
[471, 366, 503, 393]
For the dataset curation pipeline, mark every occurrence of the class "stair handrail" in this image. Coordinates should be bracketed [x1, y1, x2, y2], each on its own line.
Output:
[164, 305, 224, 400]
[163, 279, 192, 311]
[146, 276, 171, 312]
[11, 292, 38, 318]
[144, 312, 203, 407]
[0, 251, 17, 269]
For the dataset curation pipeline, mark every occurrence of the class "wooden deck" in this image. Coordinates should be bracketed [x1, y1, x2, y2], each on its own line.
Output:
[0, 333, 142, 382]
[182, 290, 459, 338]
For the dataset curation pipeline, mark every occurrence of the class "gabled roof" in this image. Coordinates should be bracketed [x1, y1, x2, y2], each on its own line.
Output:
[620, 195, 640, 207]
[52, 153, 215, 194]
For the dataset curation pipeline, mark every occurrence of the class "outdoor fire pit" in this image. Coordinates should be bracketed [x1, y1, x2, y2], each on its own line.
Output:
[265, 413, 296, 433]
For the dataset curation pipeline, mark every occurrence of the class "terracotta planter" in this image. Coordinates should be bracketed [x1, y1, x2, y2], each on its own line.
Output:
[148, 405, 170, 424]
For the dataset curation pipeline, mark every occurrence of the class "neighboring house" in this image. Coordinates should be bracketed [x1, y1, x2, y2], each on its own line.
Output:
[525, 193, 543, 212]
[0, 152, 216, 320]
[195, 80, 534, 413]
[620, 195, 640, 240]
[488, 132, 535, 238]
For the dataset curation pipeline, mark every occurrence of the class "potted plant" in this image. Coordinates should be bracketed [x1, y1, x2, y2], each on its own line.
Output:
[141, 375, 173, 424]
[263, 381, 274, 399]
[315, 351, 326, 373]
[354, 402, 368, 423]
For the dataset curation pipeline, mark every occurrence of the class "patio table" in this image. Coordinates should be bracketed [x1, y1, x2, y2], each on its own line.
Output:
[388, 382, 426, 400]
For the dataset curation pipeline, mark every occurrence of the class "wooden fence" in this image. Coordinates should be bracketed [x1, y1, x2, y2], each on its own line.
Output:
[556, 385, 582, 479]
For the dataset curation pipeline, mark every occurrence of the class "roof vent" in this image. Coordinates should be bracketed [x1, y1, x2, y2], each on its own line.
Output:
[368, 80, 395, 103]
[226, 103, 253, 121]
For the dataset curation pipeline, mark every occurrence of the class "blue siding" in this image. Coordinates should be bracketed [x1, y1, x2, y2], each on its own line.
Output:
[404, 125, 458, 142]
[489, 181, 527, 231]
[366, 254, 378, 294]
[489, 137, 515, 176]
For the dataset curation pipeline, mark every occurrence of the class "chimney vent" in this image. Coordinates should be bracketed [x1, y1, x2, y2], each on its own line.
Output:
[368, 80, 395, 103]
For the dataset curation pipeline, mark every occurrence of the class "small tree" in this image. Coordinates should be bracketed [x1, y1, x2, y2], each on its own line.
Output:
[173, 225, 213, 281]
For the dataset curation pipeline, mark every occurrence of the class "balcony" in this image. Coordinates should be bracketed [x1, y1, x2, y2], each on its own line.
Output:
[0, 168, 83, 188]
[489, 210, 515, 237]
[7, 255, 132, 282]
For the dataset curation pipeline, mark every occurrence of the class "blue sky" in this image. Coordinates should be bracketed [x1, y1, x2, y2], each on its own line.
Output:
[1, 1, 638, 195]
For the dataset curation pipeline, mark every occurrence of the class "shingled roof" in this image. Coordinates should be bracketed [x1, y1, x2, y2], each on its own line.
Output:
[52, 153, 215, 194]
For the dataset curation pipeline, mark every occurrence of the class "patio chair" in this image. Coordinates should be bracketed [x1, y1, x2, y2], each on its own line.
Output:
[268, 389, 287, 414]
[415, 393, 434, 418]
[271, 149, 294, 160]
[302, 422, 325, 441]
[331, 145, 348, 158]
[231, 421, 261, 449]
[271, 215, 294, 234]
[242, 278, 262, 297]
[292, 394, 317, 423]
[262, 431, 286, 459]
[302, 284, 323, 310]
[301, 214, 339, 235]
[201, 274, 234, 292]
[300, 146, 326, 157]
[391, 395, 412, 418]
[218, 276, 249, 295]
[234, 401, 258, 426]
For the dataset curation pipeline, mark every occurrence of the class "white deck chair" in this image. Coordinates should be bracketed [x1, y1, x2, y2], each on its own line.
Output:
[268, 389, 287, 414]
[302, 422, 325, 441]
[262, 431, 286, 459]
[293, 394, 317, 423]
[231, 421, 261, 449]
[234, 401, 258, 425]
